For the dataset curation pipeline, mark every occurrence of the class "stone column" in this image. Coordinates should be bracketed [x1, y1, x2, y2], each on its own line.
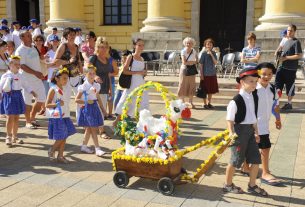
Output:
[45, 0, 87, 34]
[140, 0, 186, 32]
[256, 0, 305, 31]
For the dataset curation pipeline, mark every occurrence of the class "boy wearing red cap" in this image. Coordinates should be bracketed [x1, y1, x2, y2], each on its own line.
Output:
[223, 68, 268, 197]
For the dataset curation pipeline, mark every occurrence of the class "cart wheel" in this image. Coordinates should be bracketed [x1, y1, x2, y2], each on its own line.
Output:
[157, 177, 174, 195]
[113, 171, 129, 188]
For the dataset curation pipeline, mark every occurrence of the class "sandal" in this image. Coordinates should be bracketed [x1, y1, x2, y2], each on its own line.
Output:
[31, 121, 40, 127]
[223, 183, 244, 194]
[57, 156, 69, 164]
[48, 148, 56, 162]
[100, 133, 111, 139]
[247, 184, 268, 197]
[261, 177, 282, 186]
[12, 137, 24, 144]
[26, 123, 37, 129]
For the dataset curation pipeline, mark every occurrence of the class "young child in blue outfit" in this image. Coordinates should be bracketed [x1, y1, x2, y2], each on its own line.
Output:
[0, 56, 36, 146]
[224, 67, 268, 197]
[46, 68, 76, 163]
[75, 64, 107, 156]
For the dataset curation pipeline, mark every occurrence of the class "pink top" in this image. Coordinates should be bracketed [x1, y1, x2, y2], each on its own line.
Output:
[81, 43, 95, 62]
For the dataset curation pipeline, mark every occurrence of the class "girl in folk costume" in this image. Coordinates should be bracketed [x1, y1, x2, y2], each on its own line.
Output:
[75, 65, 108, 156]
[0, 56, 36, 146]
[45, 68, 76, 163]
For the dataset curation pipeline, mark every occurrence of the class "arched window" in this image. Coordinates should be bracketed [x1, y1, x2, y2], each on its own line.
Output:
[104, 0, 132, 25]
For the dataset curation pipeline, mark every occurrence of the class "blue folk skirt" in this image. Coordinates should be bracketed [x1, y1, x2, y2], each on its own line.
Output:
[48, 117, 76, 140]
[0, 90, 25, 115]
[77, 101, 104, 127]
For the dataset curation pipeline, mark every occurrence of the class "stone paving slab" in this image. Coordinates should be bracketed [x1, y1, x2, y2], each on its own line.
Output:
[1, 102, 305, 207]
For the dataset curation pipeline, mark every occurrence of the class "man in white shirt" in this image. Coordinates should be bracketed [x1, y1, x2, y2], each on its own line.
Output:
[12, 21, 22, 48]
[15, 30, 46, 129]
[29, 19, 41, 37]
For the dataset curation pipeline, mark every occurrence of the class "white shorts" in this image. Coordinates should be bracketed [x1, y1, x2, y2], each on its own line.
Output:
[23, 80, 46, 105]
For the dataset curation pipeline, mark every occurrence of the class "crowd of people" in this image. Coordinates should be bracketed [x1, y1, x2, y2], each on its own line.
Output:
[0, 17, 303, 197]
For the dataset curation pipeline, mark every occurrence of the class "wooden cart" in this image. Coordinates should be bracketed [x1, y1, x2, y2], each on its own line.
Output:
[113, 155, 183, 195]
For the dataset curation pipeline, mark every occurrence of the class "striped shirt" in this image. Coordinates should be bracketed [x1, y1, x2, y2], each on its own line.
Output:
[242, 46, 260, 69]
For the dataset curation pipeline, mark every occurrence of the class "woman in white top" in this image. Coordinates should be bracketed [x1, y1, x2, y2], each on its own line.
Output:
[177, 37, 198, 108]
[113, 38, 148, 127]
[0, 40, 9, 79]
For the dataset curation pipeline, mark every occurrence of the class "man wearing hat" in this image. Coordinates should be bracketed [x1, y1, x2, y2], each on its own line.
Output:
[29, 19, 41, 37]
[1, 19, 8, 27]
[0, 25, 13, 42]
[74, 27, 83, 48]
[224, 68, 269, 197]
[45, 27, 58, 48]
[12, 21, 22, 48]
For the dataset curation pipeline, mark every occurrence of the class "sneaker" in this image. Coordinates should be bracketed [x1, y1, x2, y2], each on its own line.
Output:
[281, 103, 292, 110]
[81, 145, 94, 154]
[96, 149, 106, 157]
[5, 137, 12, 147]
[203, 104, 209, 109]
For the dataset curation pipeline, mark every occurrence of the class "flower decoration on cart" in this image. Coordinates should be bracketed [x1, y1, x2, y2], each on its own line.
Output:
[114, 81, 191, 160]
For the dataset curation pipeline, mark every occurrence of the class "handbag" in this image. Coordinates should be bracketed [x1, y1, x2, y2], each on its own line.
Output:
[119, 56, 134, 89]
[196, 80, 207, 99]
[184, 49, 198, 76]
[196, 87, 207, 99]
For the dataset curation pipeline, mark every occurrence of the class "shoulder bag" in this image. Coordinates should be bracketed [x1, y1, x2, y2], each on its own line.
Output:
[119, 55, 134, 89]
[184, 49, 198, 76]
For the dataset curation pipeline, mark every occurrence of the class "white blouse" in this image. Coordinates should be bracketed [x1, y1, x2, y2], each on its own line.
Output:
[77, 80, 100, 101]
[46, 85, 71, 119]
[181, 48, 197, 63]
[0, 71, 32, 93]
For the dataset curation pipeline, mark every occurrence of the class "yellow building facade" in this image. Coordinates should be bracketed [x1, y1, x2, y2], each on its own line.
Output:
[0, 0, 305, 54]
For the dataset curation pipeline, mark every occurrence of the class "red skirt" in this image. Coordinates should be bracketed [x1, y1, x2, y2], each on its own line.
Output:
[200, 76, 219, 94]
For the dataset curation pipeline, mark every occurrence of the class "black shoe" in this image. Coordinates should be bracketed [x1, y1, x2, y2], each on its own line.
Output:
[281, 103, 292, 110]
[208, 103, 214, 109]
[203, 104, 209, 109]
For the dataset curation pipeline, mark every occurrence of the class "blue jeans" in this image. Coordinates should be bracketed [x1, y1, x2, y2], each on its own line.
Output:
[114, 89, 123, 111]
